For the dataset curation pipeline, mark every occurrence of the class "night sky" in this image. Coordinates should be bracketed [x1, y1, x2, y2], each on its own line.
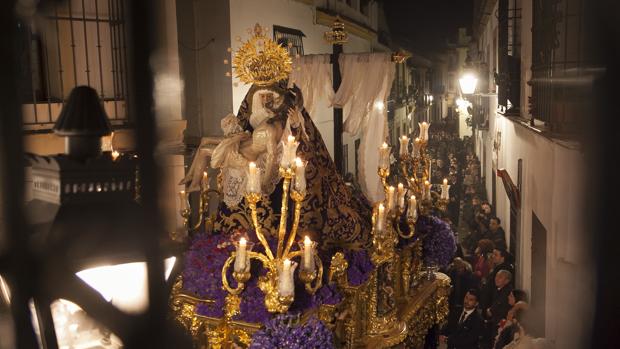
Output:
[382, 0, 474, 55]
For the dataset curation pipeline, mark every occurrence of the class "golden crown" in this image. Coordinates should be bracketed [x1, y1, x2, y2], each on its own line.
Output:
[232, 24, 293, 86]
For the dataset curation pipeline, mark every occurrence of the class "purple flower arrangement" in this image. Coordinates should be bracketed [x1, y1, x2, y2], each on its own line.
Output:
[250, 316, 334, 349]
[311, 283, 343, 307]
[344, 249, 374, 286]
[414, 215, 457, 268]
[181, 229, 375, 329]
[182, 231, 271, 323]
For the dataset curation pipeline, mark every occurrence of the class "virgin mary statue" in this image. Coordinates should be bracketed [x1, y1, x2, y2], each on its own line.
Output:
[210, 81, 372, 249]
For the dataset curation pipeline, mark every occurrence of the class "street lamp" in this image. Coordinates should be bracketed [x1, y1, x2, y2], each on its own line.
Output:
[459, 72, 478, 95]
[23, 86, 183, 349]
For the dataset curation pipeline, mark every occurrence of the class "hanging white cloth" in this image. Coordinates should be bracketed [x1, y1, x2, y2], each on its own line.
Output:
[332, 53, 395, 202]
[288, 54, 334, 116]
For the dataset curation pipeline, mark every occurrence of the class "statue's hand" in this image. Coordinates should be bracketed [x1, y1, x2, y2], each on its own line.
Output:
[287, 106, 302, 127]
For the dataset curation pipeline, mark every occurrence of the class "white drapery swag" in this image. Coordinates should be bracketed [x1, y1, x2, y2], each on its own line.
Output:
[332, 53, 395, 202]
[288, 54, 334, 116]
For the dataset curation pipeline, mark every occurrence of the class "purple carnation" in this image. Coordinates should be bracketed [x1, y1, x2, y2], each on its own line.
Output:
[250, 316, 334, 349]
[344, 249, 374, 286]
[311, 283, 343, 307]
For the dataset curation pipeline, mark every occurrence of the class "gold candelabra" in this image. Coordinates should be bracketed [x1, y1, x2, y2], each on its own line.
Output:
[178, 171, 218, 234]
[373, 123, 452, 248]
[221, 163, 322, 315]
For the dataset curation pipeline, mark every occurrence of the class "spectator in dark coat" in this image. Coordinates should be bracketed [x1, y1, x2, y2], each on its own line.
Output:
[447, 258, 478, 312]
[440, 289, 484, 349]
[481, 270, 514, 349]
[481, 248, 515, 310]
[485, 216, 507, 250]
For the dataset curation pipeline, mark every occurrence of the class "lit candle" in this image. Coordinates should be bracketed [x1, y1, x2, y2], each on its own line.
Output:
[424, 180, 431, 200]
[397, 183, 405, 209]
[201, 171, 209, 190]
[278, 259, 296, 297]
[387, 186, 395, 211]
[376, 203, 385, 232]
[419, 122, 430, 141]
[399, 135, 409, 158]
[234, 238, 247, 272]
[379, 142, 391, 170]
[178, 190, 189, 211]
[441, 178, 450, 200]
[247, 162, 261, 193]
[412, 138, 421, 158]
[281, 135, 298, 168]
[303, 236, 313, 271]
[294, 157, 306, 192]
[111, 150, 120, 161]
[408, 195, 417, 219]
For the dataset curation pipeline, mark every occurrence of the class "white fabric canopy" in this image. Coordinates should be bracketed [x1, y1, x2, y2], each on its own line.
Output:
[332, 53, 395, 202]
[288, 54, 334, 116]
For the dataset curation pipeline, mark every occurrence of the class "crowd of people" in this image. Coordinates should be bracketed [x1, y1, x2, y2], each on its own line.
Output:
[423, 122, 550, 349]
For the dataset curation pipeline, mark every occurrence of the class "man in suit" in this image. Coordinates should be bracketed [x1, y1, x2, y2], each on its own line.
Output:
[481, 269, 513, 349]
[440, 289, 483, 349]
[480, 248, 514, 310]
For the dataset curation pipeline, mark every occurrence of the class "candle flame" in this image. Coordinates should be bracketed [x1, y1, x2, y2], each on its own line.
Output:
[240, 237, 247, 245]
[304, 236, 311, 244]
[381, 142, 388, 148]
[249, 162, 256, 169]
[287, 135, 296, 143]
[295, 157, 303, 167]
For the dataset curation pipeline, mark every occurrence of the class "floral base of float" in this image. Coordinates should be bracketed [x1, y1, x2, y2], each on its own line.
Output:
[170, 213, 453, 348]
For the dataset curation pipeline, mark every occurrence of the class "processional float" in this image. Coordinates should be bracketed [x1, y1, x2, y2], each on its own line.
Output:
[170, 21, 453, 349]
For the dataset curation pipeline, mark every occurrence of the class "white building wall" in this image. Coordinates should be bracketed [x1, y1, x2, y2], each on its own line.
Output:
[474, 1, 593, 347]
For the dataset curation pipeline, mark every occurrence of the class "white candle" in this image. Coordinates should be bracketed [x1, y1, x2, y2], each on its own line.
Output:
[278, 259, 295, 297]
[397, 183, 405, 209]
[178, 190, 189, 211]
[441, 178, 450, 200]
[428, 160, 432, 181]
[387, 186, 395, 211]
[234, 238, 247, 272]
[281, 135, 298, 168]
[247, 162, 261, 193]
[419, 122, 430, 141]
[303, 236, 313, 271]
[399, 135, 409, 158]
[294, 157, 306, 192]
[201, 171, 209, 190]
[376, 203, 385, 232]
[379, 142, 390, 169]
[412, 138, 421, 158]
[424, 180, 431, 200]
[408, 195, 417, 219]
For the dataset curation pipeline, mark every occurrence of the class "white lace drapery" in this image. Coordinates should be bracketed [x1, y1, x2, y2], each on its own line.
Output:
[331, 53, 395, 202]
[288, 54, 334, 116]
